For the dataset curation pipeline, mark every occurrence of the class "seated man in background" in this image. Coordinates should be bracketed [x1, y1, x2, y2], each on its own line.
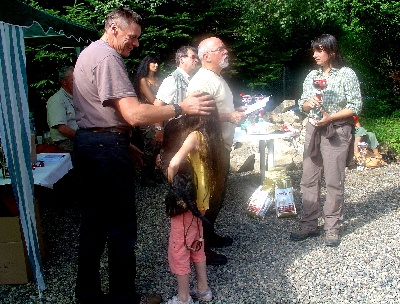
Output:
[353, 115, 382, 157]
[46, 66, 78, 152]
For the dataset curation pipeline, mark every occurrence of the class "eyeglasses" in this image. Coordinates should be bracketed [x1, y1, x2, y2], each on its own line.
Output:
[207, 46, 227, 53]
[182, 55, 198, 60]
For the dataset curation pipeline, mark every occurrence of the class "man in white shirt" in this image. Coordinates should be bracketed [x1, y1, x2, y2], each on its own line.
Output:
[154, 46, 199, 144]
[186, 36, 247, 266]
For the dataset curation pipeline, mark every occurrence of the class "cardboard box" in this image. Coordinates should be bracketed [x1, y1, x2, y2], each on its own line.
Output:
[0, 200, 43, 285]
[0, 217, 31, 284]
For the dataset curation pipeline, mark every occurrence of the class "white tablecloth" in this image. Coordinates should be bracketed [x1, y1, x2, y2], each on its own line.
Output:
[0, 153, 72, 188]
[234, 127, 298, 145]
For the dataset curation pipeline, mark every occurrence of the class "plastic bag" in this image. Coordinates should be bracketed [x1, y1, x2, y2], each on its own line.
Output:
[245, 167, 297, 219]
[274, 172, 297, 218]
[246, 184, 274, 219]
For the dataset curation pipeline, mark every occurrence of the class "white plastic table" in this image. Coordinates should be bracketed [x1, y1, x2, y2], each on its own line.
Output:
[233, 127, 299, 183]
[0, 153, 72, 188]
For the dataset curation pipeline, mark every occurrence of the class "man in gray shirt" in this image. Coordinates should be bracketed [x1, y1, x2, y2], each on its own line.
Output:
[72, 8, 214, 304]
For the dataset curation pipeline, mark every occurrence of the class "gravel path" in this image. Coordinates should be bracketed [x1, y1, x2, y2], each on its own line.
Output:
[0, 164, 399, 304]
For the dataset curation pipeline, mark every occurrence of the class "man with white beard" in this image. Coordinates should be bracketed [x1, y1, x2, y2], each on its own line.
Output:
[186, 36, 246, 266]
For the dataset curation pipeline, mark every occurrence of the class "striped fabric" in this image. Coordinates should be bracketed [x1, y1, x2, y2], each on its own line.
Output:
[0, 22, 45, 292]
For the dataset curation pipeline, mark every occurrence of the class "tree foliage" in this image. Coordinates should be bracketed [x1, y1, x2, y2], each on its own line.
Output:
[21, 0, 400, 122]
[330, 0, 400, 117]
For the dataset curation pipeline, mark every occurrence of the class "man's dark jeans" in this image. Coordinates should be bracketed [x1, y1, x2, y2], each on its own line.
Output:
[73, 129, 138, 304]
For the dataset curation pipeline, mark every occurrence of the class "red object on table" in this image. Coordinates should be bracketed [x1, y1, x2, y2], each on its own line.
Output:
[36, 144, 68, 154]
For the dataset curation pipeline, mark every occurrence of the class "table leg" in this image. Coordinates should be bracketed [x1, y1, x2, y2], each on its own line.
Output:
[266, 139, 274, 169]
[259, 140, 266, 184]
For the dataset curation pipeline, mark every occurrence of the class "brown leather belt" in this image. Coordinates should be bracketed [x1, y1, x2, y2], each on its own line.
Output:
[85, 127, 132, 137]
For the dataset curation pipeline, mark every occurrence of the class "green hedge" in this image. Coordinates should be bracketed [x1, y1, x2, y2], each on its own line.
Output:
[362, 110, 400, 153]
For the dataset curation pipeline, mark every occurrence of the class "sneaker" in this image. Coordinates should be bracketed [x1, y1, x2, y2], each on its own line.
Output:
[166, 295, 194, 304]
[325, 231, 340, 247]
[189, 286, 212, 302]
[289, 228, 320, 241]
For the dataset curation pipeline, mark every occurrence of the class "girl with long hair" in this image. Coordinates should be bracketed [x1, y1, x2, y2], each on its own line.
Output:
[161, 108, 225, 304]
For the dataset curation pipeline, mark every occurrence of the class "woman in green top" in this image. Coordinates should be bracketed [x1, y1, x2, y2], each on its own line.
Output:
[290, 34, 363, 247]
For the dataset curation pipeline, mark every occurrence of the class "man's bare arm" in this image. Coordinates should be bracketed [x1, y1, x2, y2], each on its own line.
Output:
[56, 125, 76, 139]
[115, 92, 215, 127]
[219, 111, 247, 125]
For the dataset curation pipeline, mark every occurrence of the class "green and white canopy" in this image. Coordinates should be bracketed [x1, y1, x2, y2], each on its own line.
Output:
[0, 1, 97, 47]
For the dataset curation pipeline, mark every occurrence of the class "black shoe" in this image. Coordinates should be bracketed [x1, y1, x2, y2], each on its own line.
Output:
[205, 248, 228, 266]
[289, 228, 320, 241]
[207, 234, 233, 248]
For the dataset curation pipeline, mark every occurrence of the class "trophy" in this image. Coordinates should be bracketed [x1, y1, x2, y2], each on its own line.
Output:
[311, 78, 327, 121]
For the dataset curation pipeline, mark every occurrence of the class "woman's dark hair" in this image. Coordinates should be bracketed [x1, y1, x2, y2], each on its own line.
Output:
[132, 54, 159, 101]
[161, 108, 226, 205]
[311, 34, 345, 68]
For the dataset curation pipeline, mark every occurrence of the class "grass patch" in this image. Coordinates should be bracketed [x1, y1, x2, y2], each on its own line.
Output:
[361, 113, 400, 153]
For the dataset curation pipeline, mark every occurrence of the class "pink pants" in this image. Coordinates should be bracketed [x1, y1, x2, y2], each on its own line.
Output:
[168, 211, 206, 275]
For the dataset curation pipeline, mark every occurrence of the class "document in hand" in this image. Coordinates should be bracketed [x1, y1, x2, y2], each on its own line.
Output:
[244, 97, 270, 115]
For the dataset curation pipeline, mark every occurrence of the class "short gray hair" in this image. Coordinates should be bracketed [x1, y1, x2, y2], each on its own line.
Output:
[104, 7, 142, 30]
[175, 46, 197, 65]
[59, 66, 74, 81]
[197, 40, 214, 61]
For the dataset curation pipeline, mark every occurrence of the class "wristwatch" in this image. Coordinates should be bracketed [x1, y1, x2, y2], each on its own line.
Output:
[173, 103, 182, 118]
[155, 126, 164, 131]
